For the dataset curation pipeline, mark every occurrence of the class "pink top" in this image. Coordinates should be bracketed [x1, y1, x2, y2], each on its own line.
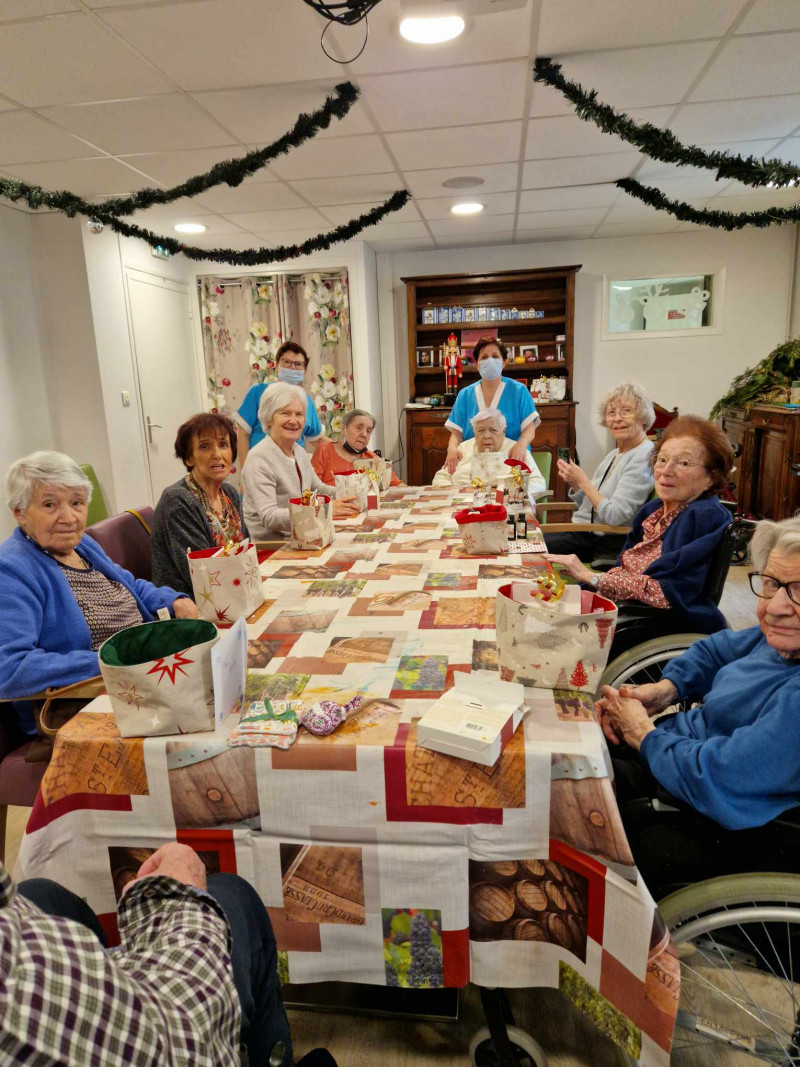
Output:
[597, 504, 687, 608]
[311, 440, 402, 487]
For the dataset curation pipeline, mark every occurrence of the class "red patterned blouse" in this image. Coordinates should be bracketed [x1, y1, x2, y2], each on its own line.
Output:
[596, 504, 688, 608]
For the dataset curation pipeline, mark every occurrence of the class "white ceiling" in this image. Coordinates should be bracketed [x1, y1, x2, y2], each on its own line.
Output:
[1, 0, 800, 254]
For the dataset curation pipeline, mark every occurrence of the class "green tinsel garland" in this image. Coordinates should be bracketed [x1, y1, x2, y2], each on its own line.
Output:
[102, 191, 411, 265]
[616, 178, 800, 230]
[710, 337, 800, 417]
[0, 82, 360, 219]
[533, 57, 800, 189]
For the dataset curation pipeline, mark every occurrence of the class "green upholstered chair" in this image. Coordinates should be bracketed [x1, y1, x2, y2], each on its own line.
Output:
[530, 450, 553, 519]
[79, 464, 109, 527]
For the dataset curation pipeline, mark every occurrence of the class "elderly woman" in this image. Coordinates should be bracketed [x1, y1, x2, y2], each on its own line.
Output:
[311, 409, 403, 487]
[0, 452, 198, 734]
[596, 515, 800, 889]
[241, 383, 360, 539]
[432, 408, 546, 494]
[151, 412, 248, 597]
[443, 337, 540, 474]
[544, 383, 655, 560]
[547, 415, 733, 640]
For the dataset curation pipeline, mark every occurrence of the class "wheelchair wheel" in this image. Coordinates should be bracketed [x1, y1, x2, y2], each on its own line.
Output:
[469, 1025, 548, 1067]
[660, 872, 800, 1064]
[599, 633, 704, 695]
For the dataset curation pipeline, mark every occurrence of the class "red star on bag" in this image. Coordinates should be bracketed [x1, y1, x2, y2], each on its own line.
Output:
[232, 578, 242, 586]
[147, 649, 194, 685]
[215, 605, 232, 623]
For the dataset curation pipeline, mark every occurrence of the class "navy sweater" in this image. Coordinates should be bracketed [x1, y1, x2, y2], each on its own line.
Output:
[642, 627, 800, 829]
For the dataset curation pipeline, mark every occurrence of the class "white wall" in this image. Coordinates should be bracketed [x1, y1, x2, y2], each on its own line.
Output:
[379, 226, 796, 477]
[0, 205, 55, 538]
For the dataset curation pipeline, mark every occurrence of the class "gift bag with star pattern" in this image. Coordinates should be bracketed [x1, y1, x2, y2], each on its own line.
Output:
[187, 539, 265, 625]
[99, 618, 219, 737]
[454, 503, 509, 555]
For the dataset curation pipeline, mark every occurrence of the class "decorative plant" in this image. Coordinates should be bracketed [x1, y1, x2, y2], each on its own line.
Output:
[710, 337, 800, 417]
[245, 322, 282, 383]
[310, 363, 354, 437]
[305, 273, 348, 348]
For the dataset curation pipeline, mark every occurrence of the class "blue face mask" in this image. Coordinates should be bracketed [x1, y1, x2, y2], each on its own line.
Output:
[477, 357, 503, 381]
[278, 367, 305, 386]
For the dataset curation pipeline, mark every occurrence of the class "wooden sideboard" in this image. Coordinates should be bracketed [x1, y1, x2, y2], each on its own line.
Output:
[405, 401, 576, 518]
[721, 404, 800, 520]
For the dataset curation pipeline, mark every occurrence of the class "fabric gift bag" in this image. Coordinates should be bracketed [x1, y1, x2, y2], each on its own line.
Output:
[354, 455, 393, 491]
[99, 618, 219, 737]
[188, 539, 265, 625]
[495, 578, 617, 692]
[334, 470, 369, 512]
[470, 450, 510, 488]
[288, 494, 334, 549]
[454, 503, 509, 555]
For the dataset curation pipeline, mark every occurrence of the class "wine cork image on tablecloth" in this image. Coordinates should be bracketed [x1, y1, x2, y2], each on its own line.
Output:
[280, 844, 365, 925]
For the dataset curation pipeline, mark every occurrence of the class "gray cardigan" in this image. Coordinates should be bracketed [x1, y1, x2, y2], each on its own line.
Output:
[570, 438, 654, 527]
[241, 436, 329, 539]
[151, 479, 247, 597]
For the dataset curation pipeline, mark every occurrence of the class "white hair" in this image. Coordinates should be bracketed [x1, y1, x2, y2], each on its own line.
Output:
[342, 408, 376, 432]
[258, 382, 308, 433]
[5, 451, 93, 512]
[750, 516, 800, 572]
[471, 407, 507, 431]
[599, 383, 656, 432]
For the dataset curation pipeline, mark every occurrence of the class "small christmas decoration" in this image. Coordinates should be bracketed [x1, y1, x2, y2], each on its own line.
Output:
[443, 333, 462, 393]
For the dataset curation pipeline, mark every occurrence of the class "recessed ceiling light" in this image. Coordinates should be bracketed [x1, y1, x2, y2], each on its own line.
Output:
[442, 176, 485, 190]
[174, 222, 207, 234]
[399, 15, 465, 44]
[451, 202, 484, 216]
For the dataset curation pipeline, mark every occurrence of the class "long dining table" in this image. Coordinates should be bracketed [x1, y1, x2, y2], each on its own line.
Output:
[17, 484, 677, 1065]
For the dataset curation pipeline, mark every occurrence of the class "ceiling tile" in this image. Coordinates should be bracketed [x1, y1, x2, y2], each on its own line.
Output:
[358, 220, 431, 240]
[120, 214, 246, 237]
[647, 173, 735, 200]
[288, 173, 407, 206]
[526, 107, 672, 159]
[119, 147, 268, 187]
[269, 134, 396, 180]
[516, 226, 597, 242]
[538, 0, 744, 53]
[199, 178, 307, 214]
[387, 121, 522, 171]
[93, 195, 213, 217]
[416, 192, 517, 221]
[0, 109, 97, 164]
[193, 82, 373, 142]
[39, 95, 236, 156]
[760, 137, 800, 166]
[519, 183, 618, 212]
[218, 230, 322, 249]
[220, 207, 330, 232]
[0, 0, 78, 18]
[428, 214, 515, 236]
[594, 219, 680, 237]
[328, 1, 533, 76]
[604, 198, 682, 221]
[435, 233, 518, 248]
[522, 152, 642, 188]
[670, 95, 800, 145]
[529, 82, 576, 120]
[0, 12, 172, 106]
[736, 0, 800, 34]
[367, 237, 436, 252]
[3, 156, 149, 195]
[517, 207, 608, 229]
[404, 163, 518, 200]
[713, 188, 800, 209]
[319, 200, 421, 225]
[637, 142, 782, 180]
[103, 0, 338, 90]
[359, 61, 527, 133]
[690, 33, 800, 100]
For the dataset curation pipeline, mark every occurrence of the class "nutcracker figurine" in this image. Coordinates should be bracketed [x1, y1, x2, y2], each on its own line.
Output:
[443, 332, 462, 393]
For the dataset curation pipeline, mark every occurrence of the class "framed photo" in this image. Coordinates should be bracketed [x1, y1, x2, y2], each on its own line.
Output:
[416, 347, 435, 368]
[421, 307, 436, 325]
[521, 345, 539, 362]
[602, 270, 725, 339]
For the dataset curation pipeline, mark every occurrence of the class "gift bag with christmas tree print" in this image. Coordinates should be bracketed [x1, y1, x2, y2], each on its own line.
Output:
[454, 503, 509, 555]
[495, 580, 617, 692]
[188, 540, 265, 625]
[288, 494, 334, 549]
[99, 619, 219, 737]
[334, 470, 369, 512]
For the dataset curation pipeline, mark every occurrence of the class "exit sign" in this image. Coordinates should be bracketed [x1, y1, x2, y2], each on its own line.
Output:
[151, 245, 170, 260]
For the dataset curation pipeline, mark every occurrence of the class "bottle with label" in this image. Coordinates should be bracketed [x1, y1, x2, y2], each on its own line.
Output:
[506, 509, 516, 541]
[515, 509, 527, 540]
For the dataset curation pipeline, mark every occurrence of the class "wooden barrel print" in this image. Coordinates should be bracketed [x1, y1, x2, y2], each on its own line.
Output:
[470, 883, 514, 938]
[550, 776, 634, 867]
[503, 919, 547, 941]
[546, 912, 572, 950]
[519, 858, 545, 878]
[167, 744, 259, 828]
[545, 880, 567, 911]
[515, 880, 548, 916]
[473, 860, 519, 885]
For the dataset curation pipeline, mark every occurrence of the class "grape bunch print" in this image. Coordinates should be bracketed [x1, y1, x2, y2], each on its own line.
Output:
[382, 908, 444, 989]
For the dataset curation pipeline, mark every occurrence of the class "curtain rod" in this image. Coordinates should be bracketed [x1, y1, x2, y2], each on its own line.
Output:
[198, 270, 345, 288]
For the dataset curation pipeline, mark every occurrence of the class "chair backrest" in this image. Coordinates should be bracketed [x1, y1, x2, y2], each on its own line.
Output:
[702, 519, 749, 605]
[86, 507, 153, 582]
[530, 450, 552, 489]
[79, 464, 109, 527]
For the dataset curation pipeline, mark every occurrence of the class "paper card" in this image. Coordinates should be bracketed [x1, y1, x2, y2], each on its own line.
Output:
[416, 670, 525, 766]
[211, 616, 247, 728]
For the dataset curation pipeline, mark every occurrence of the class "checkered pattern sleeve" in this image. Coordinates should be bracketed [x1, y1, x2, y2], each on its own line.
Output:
[1, 866, 241, 1066]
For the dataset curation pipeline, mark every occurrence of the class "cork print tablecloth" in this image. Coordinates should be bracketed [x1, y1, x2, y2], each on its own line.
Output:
[18, 486, 677, 1065]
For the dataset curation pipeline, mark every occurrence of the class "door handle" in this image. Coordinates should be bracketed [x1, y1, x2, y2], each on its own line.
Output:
[146, 415, 162, 444]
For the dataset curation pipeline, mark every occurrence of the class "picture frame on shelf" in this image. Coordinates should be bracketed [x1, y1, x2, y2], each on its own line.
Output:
[421, 307, 436, 325]
[521, 346, 539, 362]
[416, 346, 436, 368]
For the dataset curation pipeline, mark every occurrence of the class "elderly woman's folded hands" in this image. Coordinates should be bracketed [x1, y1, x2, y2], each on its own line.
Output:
[594, 679, 678, 749]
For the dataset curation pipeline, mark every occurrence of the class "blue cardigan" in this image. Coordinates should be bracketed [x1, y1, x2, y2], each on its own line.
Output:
[0, 527, 183, 700]
[616, 496, 731, 632]
[643, 627, 800, 829]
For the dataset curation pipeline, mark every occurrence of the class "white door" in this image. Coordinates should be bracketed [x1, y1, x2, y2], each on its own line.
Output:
[125, 269, 202, 502]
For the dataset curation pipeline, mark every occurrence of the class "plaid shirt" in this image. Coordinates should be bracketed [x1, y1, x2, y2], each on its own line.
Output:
[0, 862, 241, 1066]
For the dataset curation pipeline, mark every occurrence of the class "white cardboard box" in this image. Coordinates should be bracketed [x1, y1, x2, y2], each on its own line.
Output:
[416, 671, 526, 766]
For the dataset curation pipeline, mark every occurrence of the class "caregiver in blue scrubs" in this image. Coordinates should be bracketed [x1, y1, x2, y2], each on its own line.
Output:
[443, 336, 540, 474]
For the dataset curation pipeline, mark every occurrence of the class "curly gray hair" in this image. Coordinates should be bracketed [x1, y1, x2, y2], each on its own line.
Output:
[5, 451, 93, 512]
[599, 383, 656, 432]
[257, 382, 308, 434]
[750, 516, 800, 572]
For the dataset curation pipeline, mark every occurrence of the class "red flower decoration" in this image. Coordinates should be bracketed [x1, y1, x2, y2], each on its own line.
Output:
[205, 316, 211, 324]
[211, 407, 218, 414]
[253, 362, 260, 370]
[233, 578, 241, 587]
[277, 332, 282, 339]
[320, 404, 328, 413]
[221, 377, 231, 387]
[314, 311, 321, 319]
[334, 401, 341, 409]
[215, 285, 224, 294]
[325, 282, 331, 289]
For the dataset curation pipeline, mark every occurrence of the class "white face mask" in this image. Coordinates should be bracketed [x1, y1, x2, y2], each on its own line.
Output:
[278, 367, 305, 386]
[478, 357, 503, 381]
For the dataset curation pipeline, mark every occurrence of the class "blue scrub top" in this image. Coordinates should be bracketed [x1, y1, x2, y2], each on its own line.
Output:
[445, 377, 539, 442]
[235, 381, 323, 449]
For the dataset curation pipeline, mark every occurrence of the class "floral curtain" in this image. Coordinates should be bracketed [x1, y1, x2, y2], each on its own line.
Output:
[199, 270, 354, 438]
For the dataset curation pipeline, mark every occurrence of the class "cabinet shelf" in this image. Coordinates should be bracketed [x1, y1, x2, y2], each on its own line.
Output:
[415, 362, 566, 376]
[415, 316, 565, 332]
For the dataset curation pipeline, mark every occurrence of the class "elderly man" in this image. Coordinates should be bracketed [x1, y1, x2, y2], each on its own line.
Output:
[431, 408, 545, 493]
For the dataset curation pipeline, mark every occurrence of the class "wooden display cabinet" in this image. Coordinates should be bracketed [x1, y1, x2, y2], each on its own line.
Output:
[721, 404, 800, 520]
[402, 266, 580, 516]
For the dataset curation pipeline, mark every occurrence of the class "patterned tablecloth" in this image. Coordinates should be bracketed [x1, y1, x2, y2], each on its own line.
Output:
[17, 486, 677, 1065]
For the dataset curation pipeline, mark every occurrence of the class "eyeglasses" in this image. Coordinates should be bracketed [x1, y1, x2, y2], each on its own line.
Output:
[279, 359, 306, 370]
[749, 572, 800, 606]
[606, 406, 635, 418]
[653, 455, 704, 473]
